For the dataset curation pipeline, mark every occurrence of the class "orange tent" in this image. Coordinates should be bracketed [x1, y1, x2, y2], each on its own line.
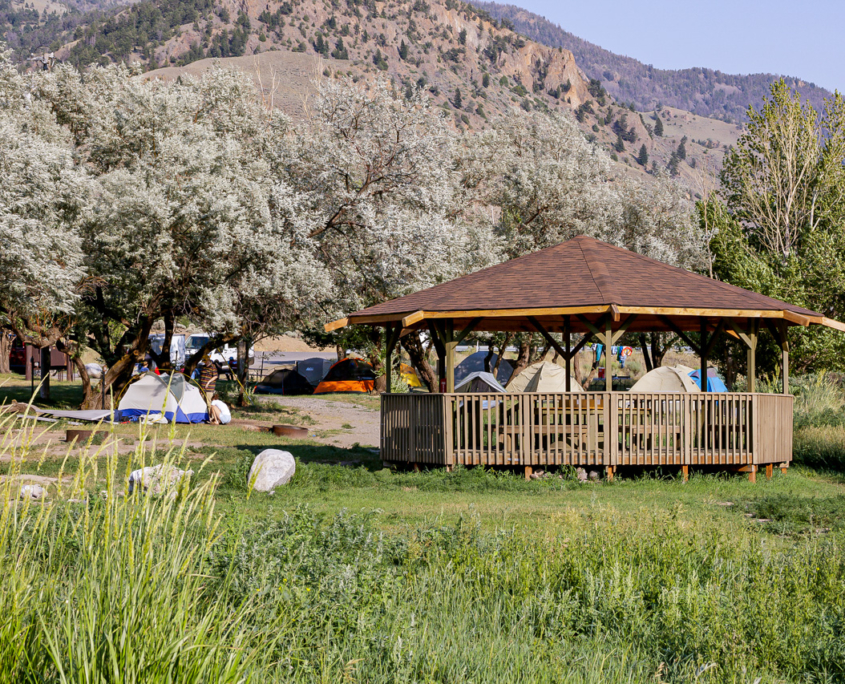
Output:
[314, 358, 376, 394]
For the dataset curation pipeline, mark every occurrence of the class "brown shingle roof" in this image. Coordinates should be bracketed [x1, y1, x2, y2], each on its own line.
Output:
[348, 236, 820, 319]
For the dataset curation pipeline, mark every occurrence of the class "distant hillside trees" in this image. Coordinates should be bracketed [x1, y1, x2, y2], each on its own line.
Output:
[637, 144, 648, 166]
[654, 115, 664, 136]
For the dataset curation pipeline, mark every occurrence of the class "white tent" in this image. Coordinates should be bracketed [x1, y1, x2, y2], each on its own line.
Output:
[117, 373, 210, 423]
[455, 371, 507, 393]
[507, 361, 584, 393]
[629, 366, 700, 393]
[455, 351, 513, 386]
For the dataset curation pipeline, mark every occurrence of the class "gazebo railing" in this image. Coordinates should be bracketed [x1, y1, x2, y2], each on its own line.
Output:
[380, 392, 794, 469]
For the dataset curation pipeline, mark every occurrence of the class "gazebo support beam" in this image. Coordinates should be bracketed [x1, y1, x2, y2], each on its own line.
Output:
[765, 320, 789, 394]
[384, 323, 402, 393]
[529, 316, 596, 391]
[724, 318, 759, 392]
[429, 318, 482, 392]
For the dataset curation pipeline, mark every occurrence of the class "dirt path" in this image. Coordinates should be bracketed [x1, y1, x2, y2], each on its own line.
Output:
[255, 395, 380, 448]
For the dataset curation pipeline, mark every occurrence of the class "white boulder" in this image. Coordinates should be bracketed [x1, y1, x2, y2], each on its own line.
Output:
[247, 450, 296, 492]
[128, 464, 194, 497]
[20, 484, 45, 500]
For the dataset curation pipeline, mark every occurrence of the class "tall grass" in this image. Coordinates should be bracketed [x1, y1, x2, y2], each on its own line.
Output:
[0, 410, 278, 683]
[2, 403, 845, 682]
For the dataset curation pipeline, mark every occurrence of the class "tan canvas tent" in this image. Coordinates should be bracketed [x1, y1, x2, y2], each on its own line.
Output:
[629, 366, 700, 393]
[507, 361, 583, 393]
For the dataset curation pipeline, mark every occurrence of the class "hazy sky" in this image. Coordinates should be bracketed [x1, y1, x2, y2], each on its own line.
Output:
[512, 0, 844, 93]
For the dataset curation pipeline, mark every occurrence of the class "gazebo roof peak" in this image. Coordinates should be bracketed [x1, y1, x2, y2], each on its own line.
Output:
[327, 235, 844, 334]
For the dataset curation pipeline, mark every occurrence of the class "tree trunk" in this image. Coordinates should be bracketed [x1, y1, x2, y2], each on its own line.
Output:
[639, 333, 654, 372]
[0, 331, 11, 374]
[492, 333, 512, 377]
[237, 338, 250, 407]
[85, 354, 136, 410]
[400, 331, 436, 392]
[39, 347, 51, 402]
[505, 339, 532, 387]
[148, 311, 175, 370]
[483, 346, 494, 373]
[336, 344, 344, 362]
[72, 356, 94, 408]
[650, 333, 675, 368]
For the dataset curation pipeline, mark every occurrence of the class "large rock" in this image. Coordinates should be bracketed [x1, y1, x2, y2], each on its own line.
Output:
[248, 450, 296, 492]
[20, 484, 45, 500]
[128, 464, 194, 497]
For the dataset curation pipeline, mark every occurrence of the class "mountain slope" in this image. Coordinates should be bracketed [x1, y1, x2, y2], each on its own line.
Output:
[42, 0, 739, 187]
[471, 1, 832, 123]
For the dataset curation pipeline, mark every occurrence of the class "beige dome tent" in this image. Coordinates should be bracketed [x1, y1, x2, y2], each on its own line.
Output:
[507, 361, 584, 393]
[629, 366, 700, 393]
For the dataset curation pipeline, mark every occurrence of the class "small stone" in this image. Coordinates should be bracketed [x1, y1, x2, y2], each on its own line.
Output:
[20, 484, 45, 500]
[576, 467, 588, 482]
[588, 470, 600, 481]
[247, 449, 296, 492]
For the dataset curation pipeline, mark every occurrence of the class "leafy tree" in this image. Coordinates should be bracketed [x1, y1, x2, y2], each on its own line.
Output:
[637, 144, 649, 166]
[35, 63, 323, 405]
[711, 80, 845, 372]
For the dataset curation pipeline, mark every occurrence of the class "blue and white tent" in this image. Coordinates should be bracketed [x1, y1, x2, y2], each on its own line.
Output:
[117, 373, 209, 423]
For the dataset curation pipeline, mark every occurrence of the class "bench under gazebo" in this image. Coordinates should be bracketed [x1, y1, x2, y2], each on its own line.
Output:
[326, 236, 844, 481]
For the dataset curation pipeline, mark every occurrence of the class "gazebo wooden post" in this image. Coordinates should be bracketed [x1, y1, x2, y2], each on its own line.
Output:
[747, 320, 759, 393]
[384, 324, 401, 394]
[564, 315, 571, 392]
[770, 320, 789, 394]
[699, 319, 708, 393]
[444, 320, 456, 393]
[604, 317, 613, 392]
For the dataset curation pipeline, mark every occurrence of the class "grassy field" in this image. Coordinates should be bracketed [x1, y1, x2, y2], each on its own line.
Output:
[1, 373, 845, 682]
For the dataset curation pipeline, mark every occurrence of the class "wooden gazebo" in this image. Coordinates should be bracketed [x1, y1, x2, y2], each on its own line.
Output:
[327, 236, 844, 480]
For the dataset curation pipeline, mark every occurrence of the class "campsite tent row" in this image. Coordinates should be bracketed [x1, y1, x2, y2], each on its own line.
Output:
[255, 358, 380, 395]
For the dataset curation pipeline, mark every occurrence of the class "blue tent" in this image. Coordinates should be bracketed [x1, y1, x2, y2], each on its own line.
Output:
[688, 369, 728, 392]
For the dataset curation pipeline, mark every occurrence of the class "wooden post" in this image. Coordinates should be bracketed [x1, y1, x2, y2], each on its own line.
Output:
[604, 317, 612, 392]
[681, 465, 689, 482]
[747, 320, 758, 393]
[384, 324, 400, 394]
[39, 346, 50, 401]
[699, 319, 708, 393]
[776, 321, 789, 395]
[748, 467, 757, 484]
[765, 464, 773, 479]
[564, 315, 571, 392]
[445, 320, 456, 393]
[524, 465, 533, 480]
[605, 465, 614, 482]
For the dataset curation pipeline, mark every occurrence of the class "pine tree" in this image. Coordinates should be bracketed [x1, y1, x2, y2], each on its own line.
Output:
[614, 133, 625, 153]
[398, 40, 409, 60]
[637, 144, 649, 167]
[654, 115, 664, 137]
[458, 28, 467, 45]
[677, 135, 687, 160]
[482, 72, 490, 88]
[331, 37, 348, 60]
[453, 87, 462, 109]
[667, 151, 680, 176]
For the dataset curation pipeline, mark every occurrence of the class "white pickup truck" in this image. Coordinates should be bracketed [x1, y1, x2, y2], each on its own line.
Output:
[185, 333, 255, 366]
